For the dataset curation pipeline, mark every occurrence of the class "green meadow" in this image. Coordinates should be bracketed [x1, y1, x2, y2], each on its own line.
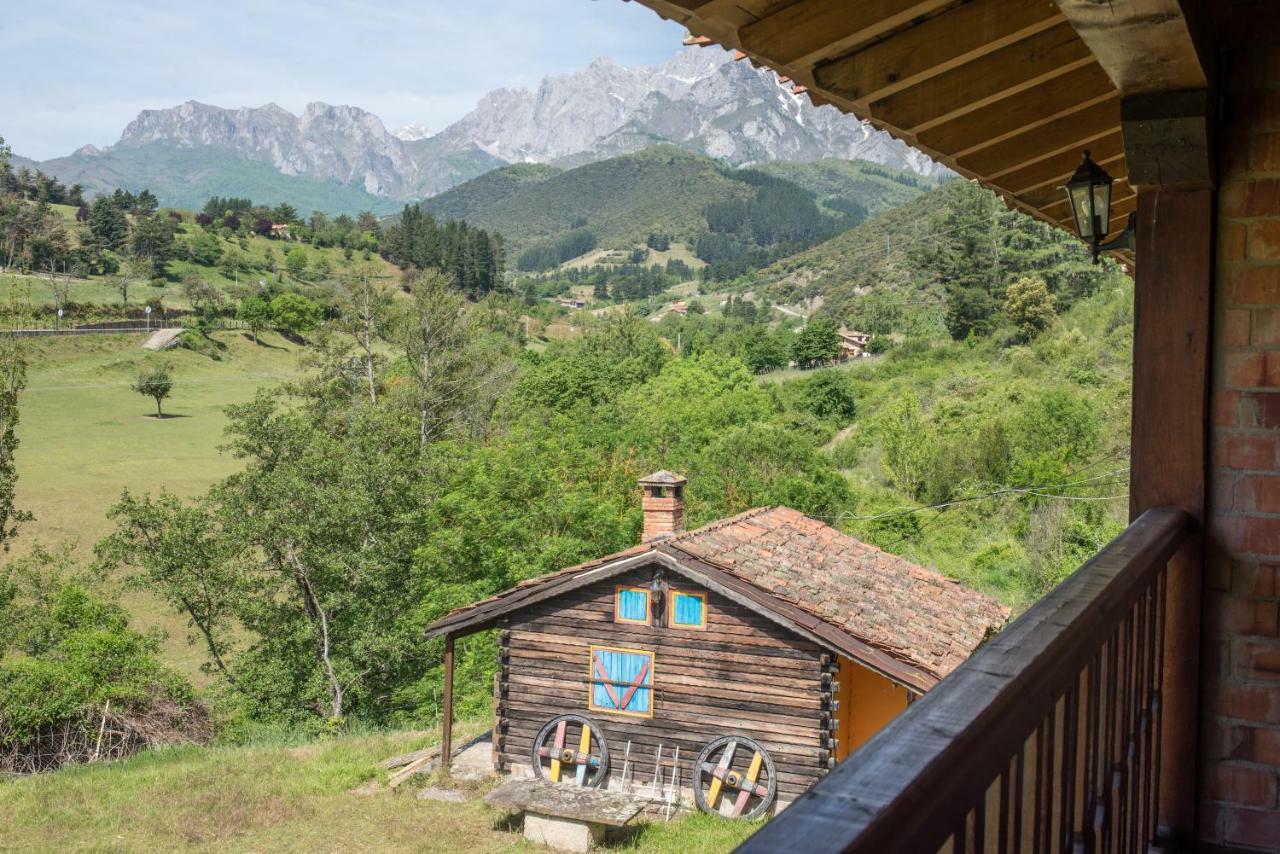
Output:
[11, 331, 304, 678]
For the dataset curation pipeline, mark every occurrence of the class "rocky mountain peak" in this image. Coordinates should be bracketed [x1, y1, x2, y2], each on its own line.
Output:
[393, 123, 432, 142]
[39, 45, 942, 206]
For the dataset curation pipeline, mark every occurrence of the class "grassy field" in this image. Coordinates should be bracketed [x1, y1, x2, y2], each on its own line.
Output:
[0, 726, 757, 853]
[11, 330, 305, 677]
[1, 271, 178, 311]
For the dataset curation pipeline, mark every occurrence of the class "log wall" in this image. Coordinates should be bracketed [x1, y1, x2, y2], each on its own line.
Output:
[493, 564, 834, 800]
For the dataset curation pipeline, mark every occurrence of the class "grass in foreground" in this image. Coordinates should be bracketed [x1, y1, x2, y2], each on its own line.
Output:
[0, 728, 757, 853]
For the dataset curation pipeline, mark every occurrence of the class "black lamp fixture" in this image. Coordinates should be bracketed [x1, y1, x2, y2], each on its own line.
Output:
[649, 568, 667, 625]
[1064, 150, 1134, 263]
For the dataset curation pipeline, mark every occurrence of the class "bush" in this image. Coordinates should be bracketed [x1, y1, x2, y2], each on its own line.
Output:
[795, 369, 857, 423]
[269, 292, 322, 336]
[0, 549, 206, 772]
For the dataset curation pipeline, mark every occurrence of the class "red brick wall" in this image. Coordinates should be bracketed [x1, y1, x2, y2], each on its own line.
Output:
[1204, 37, 1280, 853]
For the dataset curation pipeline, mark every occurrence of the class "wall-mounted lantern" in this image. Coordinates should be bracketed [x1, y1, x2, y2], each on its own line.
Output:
[1064, 150, 1134, 263]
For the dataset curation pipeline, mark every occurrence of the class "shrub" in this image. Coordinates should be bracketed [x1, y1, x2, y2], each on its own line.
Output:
[0, 549, 207, 772]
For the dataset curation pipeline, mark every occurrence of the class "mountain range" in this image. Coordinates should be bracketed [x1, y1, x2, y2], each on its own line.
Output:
[11, 47, 943, 214]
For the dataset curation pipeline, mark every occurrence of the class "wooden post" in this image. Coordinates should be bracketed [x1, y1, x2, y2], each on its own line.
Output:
[442, 633, 455, 774]
[1128, 186, 1213, 847]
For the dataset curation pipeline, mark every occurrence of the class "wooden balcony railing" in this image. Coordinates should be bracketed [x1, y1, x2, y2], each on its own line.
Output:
[740, 507, 1194, 854]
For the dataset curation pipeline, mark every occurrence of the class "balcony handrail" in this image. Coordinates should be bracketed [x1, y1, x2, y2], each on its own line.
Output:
[739, 506, 1193, 854]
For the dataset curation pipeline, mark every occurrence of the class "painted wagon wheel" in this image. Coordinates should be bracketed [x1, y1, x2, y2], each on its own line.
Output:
[693, 735, 777, 820]
[531, 714, 611, 788]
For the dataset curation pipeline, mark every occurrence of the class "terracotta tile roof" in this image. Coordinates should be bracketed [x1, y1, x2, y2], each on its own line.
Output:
[426, 506, 1008, 682]
[664, 507, 1009, 680]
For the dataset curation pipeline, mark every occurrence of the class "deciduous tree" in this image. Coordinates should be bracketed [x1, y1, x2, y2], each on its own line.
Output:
[133, 363, 174, 418]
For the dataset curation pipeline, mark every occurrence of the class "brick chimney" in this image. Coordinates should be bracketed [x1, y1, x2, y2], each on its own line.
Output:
[639, 471, 687, 543]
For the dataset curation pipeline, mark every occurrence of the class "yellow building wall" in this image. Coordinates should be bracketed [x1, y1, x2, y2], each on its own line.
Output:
[834, 655, 912, 761]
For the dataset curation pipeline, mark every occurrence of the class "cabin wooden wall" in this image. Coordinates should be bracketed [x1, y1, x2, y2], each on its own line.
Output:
[494, 564, 835, 801]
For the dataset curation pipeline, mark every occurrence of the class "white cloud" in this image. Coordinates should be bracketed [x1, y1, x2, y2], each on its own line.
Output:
[0, 0, 686, 159]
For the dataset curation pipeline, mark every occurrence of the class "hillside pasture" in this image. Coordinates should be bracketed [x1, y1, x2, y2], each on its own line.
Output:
[11, 331, 304, 677]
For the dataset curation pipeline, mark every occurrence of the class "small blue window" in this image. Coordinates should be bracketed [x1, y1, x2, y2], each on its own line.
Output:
[589, 647, 653, 717]
[615, 587, 650, 624]
[671, 590, 706, 628]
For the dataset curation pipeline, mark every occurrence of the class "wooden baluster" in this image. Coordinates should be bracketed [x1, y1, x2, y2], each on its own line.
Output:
[1037, 713, 1054, 854]
[1139, 583, 1157, 848]
[1119, 612, 1134, 853]
[996, 760, 1011, 854]
[1148, 570, 1167, 847]
[1059, 686, 1079, 854]
[969, 798, 983, 854]
[1013, 744, 1026, 854]
[1083, 647, 1102, 852]
[1126, 595, 1146, 854]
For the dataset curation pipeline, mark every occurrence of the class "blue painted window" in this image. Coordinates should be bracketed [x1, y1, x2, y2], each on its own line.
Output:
[615, 587, 650, 624]
[589, 647, 653, 716]
[671, 591, 706, 628]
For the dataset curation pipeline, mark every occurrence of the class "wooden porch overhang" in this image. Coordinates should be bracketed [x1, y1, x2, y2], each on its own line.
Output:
[630, 0, 1215, 260]
[619, 1, 1224, 851]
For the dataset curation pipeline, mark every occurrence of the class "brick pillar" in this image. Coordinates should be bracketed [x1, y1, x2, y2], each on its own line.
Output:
[1203, 38, 1280, 852]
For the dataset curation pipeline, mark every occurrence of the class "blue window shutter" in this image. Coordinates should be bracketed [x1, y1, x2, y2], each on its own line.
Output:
[617, 588, 648, 622]
[672, 592, 705, 627]
[591, 648, 653, 714]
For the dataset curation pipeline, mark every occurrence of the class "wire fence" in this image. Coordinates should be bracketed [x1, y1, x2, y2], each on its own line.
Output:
[3, 318, 252, 337]
[0, 699, 211, 776]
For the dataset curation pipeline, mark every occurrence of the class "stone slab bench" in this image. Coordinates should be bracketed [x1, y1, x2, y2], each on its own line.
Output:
[484, 778, 652, 852]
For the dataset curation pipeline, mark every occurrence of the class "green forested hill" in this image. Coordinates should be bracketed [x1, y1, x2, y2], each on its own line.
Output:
[29, 143, 403, 216]
[414, 162, 565, 226]
[749, 159, 938, 218]
[760, 180, 1101, 338]
[418, 146, 932, 260]
[420, 146, 752, 252]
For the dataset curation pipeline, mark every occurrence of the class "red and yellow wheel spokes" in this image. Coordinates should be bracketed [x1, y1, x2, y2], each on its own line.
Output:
[536, 721, 603, 785]
[701, 740, 770, 816]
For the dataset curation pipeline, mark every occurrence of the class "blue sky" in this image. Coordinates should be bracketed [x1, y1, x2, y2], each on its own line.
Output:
[0, 0, 686, 160]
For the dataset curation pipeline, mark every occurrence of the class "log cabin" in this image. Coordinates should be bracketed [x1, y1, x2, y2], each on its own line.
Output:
[425, 472, 1008, 816]
[597, 1, 1280, 851]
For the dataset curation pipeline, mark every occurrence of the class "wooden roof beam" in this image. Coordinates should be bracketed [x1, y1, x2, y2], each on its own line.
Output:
[960, 94, 1121, 178]
[1054, 0, 1210, 95]
[738, 0, 955, 69]
[917, 63, 1116, 157]
[999, 130, 1125, 195]
[867, 22, 1095, 132]
[813, 0, 1065, 105]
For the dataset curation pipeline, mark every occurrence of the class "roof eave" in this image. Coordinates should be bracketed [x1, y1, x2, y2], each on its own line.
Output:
[423, 541, 938, 694]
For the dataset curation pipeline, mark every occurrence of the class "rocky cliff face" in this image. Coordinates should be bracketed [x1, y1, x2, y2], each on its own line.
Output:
[118, 101, 418, 196]
[430, 47, 944, 176]
[34, 46, 942, 204]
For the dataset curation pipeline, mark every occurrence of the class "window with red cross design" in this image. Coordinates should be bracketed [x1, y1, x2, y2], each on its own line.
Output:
[588, 646, 654, 718]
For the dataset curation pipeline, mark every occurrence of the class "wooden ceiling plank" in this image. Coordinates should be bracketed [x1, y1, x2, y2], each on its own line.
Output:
[916, 63, 1117, 157]
[960, 95, 1121, 178]
[738, 0, 954, 68]
[814, 0, 1065, 104]
[1008, 149, 1131, 199]
[1054, 0, 1209, 95]
[1001, 130, 1125, 194]
[868, 22, 1095, 132]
